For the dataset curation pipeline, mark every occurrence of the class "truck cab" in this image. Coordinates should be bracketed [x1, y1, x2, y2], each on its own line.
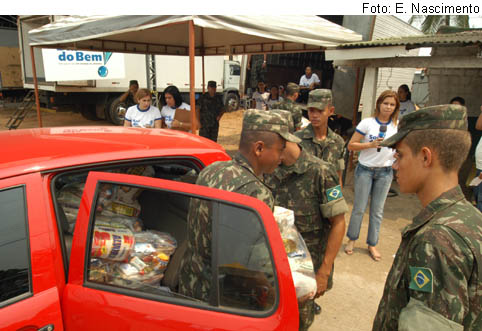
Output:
[0, 127, 298, 330]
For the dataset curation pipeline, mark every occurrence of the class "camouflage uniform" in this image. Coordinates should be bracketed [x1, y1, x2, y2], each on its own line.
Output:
[272, 98, 304, 131]
[199, 90, 225, 142]
[265, 109, 348, 330]
[178, 109, 300, 302]
[248, 54, 267, 90]
[295, 89, 345, 173]
[374, 105, 482, 331]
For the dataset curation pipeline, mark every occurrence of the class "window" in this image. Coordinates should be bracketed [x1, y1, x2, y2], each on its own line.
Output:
[0, 186, 31, 306]
[85, 181, 277, 314]
[230, 64, 241, 76]
[53, 160, 199, 259]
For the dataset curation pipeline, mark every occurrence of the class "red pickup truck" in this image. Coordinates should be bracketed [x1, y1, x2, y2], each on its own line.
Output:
[0, 126, 299, 330]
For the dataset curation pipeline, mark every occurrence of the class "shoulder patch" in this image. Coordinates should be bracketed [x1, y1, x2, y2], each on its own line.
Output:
[326, 185, 343, 202]
[409, 266, 433, 293]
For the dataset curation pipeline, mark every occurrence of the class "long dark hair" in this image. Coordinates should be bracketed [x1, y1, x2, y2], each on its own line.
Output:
[161, 85, 183, 108]
[398, 84, 411, 101]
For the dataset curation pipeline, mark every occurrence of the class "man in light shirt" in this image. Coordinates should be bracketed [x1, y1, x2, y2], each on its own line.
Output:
[298, 66, 321, 103]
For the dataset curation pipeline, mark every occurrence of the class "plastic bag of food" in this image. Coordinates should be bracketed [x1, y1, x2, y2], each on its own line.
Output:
[131, 231, 177, 273]
[95, 214, 143, 233]
[91, 222, 135, 262]
[273, 206, 317, 300]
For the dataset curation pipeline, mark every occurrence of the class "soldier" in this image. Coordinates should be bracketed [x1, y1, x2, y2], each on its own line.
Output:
[198, 80, 225, 142]
[265, 109, 348, 330]
[295, 89, 345, 186]
[373, 105, 482, 330]
[271, 82, 304, 131]
[119, 79, 139, 107]
[178, 109, 301, 302]
[247, 54, 267, 91]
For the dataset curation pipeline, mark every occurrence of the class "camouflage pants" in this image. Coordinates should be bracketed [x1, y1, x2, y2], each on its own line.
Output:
[199, 123, 220, 142]
[298, 230, 334, 330]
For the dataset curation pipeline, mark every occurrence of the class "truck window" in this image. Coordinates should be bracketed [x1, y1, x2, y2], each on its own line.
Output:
[85, 181, 277, 315]
[52, 161, 199, 263]
[230, 64, 241, 76]
[0, 186, 31, 307]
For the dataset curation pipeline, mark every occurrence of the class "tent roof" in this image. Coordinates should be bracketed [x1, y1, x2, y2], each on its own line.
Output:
[28, 15, 362, 56]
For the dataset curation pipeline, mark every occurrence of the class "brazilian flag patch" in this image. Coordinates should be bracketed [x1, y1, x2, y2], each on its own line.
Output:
[326, 185, 343, 202]
[409, 266, 433, 293]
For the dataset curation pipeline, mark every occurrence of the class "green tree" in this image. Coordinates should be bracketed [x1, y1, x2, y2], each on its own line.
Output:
[409, 15, 469, 34]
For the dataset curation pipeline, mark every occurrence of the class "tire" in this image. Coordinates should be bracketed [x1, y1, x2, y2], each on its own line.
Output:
[109, 97, 127, 126]
[80, 104, 99, 121]
[225, 93, 239, 112]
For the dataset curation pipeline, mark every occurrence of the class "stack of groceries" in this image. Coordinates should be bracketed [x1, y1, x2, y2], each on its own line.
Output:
[273, 206, 317, 301]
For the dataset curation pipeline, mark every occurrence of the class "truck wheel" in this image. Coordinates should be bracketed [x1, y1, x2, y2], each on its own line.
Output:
[80, 104, 99, 121]
[109, 97, 127, 126]
[225, 93, 239, 112]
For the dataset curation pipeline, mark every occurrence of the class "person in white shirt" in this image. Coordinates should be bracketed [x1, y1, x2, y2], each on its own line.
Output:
[398, 84, 416, 118]
[345, 90, 400, 261]
[124, 88, 162, 128]
[298, 66, 320, 103]
[267, 85, 283, 109]
[252, 80, 269, 110]
[160, 85, 192, 131]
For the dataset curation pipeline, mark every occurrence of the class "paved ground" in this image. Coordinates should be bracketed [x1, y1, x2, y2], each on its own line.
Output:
[1, 106, 423, 330]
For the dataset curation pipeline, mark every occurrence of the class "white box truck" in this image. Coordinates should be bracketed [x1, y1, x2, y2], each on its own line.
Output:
[18, 16, 241, 125]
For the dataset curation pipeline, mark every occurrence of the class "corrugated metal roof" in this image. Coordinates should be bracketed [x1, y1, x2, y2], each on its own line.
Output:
[338, 30, 482, 49]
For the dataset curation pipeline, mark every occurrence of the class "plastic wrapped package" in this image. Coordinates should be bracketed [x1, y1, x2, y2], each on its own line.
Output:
[96, 214, 143, 233]
[57, 183, 85, 231]
[273, 206, 317, 300]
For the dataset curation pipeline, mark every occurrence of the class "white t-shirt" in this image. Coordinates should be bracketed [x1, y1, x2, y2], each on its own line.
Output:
[124, 105, 162, 128]
[252, 91, 269, 110]
[267, 96, 283, 109]
[160, 102, 191, 128]
[399, 100, 416, 118]
[476, 137, 482, 170]
[356, 117, 397, 167]
[299, 73, 320, 87]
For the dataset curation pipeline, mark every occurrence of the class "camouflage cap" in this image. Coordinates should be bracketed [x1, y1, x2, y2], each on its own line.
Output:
[307, 89, 333, 110]
[270, 109, 295, 134]
[285, 82, 300, 94]
[380, 104, 468, 148]
[243, 109, 301, 143]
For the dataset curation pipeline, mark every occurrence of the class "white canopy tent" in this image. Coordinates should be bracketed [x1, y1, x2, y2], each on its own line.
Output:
[28, 15, 362, 130]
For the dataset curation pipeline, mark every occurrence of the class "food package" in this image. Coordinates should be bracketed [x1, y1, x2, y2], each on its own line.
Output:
[57, 183, 85, 231]
[273, 206, 317, 300]
[91, 222, 135, 261]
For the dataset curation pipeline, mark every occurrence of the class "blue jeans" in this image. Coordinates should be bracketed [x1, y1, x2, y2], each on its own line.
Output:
[474, 169, 482, 212]
[347, 163, 393, 246]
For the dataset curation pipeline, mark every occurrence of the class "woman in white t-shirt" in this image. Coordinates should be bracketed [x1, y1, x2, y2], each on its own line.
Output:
[124, 88, 162, 128]
[252, 80, 269, 110]
[267, 85, 283, 109]
[345, 90, 400, 261]
[160, 85, 192, 131]
[398, 84, 416, 119]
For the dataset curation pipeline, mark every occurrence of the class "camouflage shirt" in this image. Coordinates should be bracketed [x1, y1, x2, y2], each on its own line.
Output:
[295, 124, 345, 172]
[198, 93, 225, 128]
[271, 98, 303, 131]
[179, 152, 274, 301]
[264, 149, 347, 233]
[373, 186, 482, 331]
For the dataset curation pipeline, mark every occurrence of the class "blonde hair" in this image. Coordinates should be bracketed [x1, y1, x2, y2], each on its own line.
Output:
[374, 90, 400, 125]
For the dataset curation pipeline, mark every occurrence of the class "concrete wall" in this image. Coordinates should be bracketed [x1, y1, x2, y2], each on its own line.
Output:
[427, 45, 482, 117]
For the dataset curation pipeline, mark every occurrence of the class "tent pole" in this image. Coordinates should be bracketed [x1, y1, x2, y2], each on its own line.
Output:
[30, 46, 43, 128]
[189, 20, 197, 134]
[201, 27, 205, 94]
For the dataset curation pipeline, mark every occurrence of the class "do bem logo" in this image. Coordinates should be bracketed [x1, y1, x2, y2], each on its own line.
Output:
[57, 50, 113, 78]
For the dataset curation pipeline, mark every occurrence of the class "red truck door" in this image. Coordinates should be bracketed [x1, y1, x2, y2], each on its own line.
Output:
[63, 171, 298, 330]
[0, 174, 64, 331]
